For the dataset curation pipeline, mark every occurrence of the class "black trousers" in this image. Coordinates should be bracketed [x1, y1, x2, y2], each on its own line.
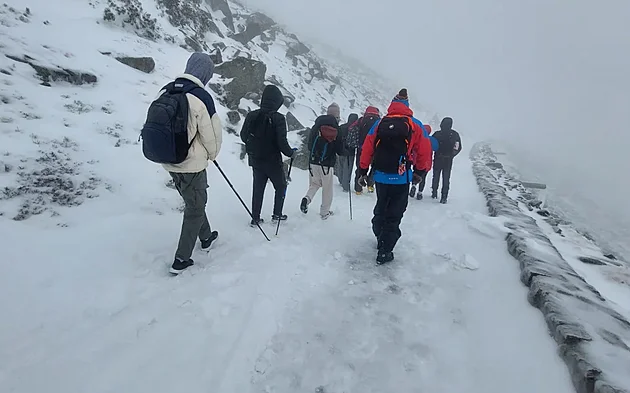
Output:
[372, 182, 410, 252]
[431, 156, 454, 197]
[252, 162, 287, 219]
[418, 171, 429, 192]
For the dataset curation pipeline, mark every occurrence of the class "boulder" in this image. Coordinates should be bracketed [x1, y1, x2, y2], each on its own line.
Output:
[286, 41, 310, 57]
[227, 110, 241, 125]
[115, 56, 155, 73]
[214, 57, 266, 109]
[205, 0, 234, 31]
[290, 128, 311, 170]
[6, 54, 97, 86]
[211, 47, 223, 65]
[286, 111, 304, 131]
[232, 12, 275, 44]
[265, 75, 296, 107]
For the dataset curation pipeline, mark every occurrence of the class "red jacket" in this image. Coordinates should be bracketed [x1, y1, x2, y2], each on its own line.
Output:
[360, 101, 433, 175]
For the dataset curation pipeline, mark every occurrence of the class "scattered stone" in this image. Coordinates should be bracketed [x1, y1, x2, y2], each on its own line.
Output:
[232, 12, 275, 44]
[536, 209, 551, 217]
[349, 99, 355, 109]
[578, 257, 608, 266]
[285, 111, 304, 131]
[485, 161, 503, 169]
[328, 84, 336, 94]
[227, 110, 240, 125]
[115, 56, 155, 73]
[286, 40, 309, 57]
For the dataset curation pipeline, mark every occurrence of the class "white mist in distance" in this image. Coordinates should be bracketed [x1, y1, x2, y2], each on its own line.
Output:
[241, 0, 630, 258]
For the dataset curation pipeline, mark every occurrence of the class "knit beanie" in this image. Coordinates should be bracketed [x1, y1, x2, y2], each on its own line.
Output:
[327, 102, 341, 120]
[394, 88, 408, 102]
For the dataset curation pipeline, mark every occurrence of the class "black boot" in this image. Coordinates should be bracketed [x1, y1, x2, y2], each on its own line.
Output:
[416, 192, 423, 200]
[250, 218, 264, 227]
[431, 191, 438, 199]
[409, 185, 417, 198]
[201, 231, 219, 250]
[272, 214, 288, 222]
[440, 195, 448, 204]
[376, 250, 394, 264]
[170, 258, 194, 275]
[300, 197, 309, 214]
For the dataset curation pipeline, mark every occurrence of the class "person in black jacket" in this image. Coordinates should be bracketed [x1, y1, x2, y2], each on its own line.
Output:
[430, 117, 462, 204]
[241, 85, 295, 226]
[354, 106, 380, 194]
[300, 103, 347, 220]
[335, 113, 359, 192]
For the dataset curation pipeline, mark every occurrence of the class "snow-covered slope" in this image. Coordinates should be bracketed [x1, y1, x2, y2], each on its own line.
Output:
[0, 1, 606, 393]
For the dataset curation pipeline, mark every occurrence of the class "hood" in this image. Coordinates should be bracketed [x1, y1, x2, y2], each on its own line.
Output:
[364, 106, 380, 116]
[347, 113, 359, 124]
[184, 52, 215, 86]
[440, 117, 453, 130]
[386, 101, 413, 117]
[423, 124, 432, 134]
[260, 85, 284, 112]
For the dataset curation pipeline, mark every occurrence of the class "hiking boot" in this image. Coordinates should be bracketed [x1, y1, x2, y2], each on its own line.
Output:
[431, 191, 438, 199]
[321, 211, 334, 220]
[201, 231, 219, 250]
[376, 250, 394, 264]
[367, 186, 375, 193]
[409, 185, 417, 198]
[271, 214, 288, 222]
[355, 190, 363, 195]
[440, 196, 448, 204]
[300, 197, 309, 214]
[416, 192, 423, 200]
[170, 258, 194, 275]
[250, 218, 264, 227]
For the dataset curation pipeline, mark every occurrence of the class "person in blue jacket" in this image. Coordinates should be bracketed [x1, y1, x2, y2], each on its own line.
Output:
[409, 123, 438, 199]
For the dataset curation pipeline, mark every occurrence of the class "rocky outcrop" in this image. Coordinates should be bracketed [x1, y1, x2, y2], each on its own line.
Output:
[286, 40, 310, 58]
[285, 111, 304, 131]
[6, 54, 97, 86]
[205, 0, 234, 31]
[214, 57, 266, 109]
[232, 12, 275, 44]
[290, 128, 311, 171]
[471, 142, 630, 393]
[115, 56, 155, 73]
[265, 75, 295, 107]
[227, 110, 241, 125]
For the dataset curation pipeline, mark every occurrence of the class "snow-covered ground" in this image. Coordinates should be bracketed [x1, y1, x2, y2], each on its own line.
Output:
[0, 1, 602, 392]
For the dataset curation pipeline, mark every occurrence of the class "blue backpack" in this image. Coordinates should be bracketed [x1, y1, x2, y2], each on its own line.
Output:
[140, 81, 203, 164]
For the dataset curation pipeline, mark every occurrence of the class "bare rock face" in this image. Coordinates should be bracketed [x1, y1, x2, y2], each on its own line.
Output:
[232, 12, 276, 44]
[5, 54, 97, 86]
[206, 0, 234, 31]
[227, 110, 241, 125]
[285, 111, 304, 131]
[115, 56, 155, 73]
[214, 57, 267, 109]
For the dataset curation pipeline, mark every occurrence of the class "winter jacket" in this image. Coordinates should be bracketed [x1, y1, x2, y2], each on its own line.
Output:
[161, 73, 223, 174]
[421, 124, 439, 152]
[359, 101, 432, 185]
[240, 85, 293, 167]
[339, 113, 359, 150]
[432, 117, 462, 158]
[307, 114, 346, 168]
[356, 114, 381, 148]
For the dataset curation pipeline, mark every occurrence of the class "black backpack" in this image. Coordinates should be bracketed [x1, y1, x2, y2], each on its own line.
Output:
[140, 82, 199, 164]
[372, 116, 413, 175]
[245, 111, 274, 159]
[309, 124, 338, 167]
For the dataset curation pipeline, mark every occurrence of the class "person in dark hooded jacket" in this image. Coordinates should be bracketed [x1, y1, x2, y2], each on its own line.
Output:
[430, 117, 462, 204]
[335, 113, 359, 192]
[241, 85, 295, 226]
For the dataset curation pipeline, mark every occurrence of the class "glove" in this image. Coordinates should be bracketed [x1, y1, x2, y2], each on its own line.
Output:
[358, 176, 368, 187]
[412, 169, 427, 185]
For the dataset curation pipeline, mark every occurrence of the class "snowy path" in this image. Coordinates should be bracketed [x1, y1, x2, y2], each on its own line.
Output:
[0, 155, 574, 393]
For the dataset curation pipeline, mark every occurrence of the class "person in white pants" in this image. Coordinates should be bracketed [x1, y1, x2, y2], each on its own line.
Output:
[300, 103, 347, 219]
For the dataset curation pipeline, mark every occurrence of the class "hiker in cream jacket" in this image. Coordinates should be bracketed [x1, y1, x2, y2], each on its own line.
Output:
[159, 52, 223, 275]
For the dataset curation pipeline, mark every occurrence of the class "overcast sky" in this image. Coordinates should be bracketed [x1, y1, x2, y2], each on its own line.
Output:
[241, 0, 630, 255]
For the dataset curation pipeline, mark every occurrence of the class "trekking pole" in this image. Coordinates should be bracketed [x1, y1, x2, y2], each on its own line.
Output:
[213, 160, 270, 242]
[348, 156, 353, 220]
[275, 156, 295, 236]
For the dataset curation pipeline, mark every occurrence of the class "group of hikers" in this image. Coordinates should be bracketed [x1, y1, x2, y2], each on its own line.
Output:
[141, 53, 462, 274]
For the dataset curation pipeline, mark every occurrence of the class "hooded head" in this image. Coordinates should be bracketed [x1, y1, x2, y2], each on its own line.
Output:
[347, 113, 359, 124]
[184, 52, 215, 86]
[327, 102, 341, 121]
[260, 84, 284, 112]
[440, 117, 453, 130]
[364, 106, 380, 117]
[423, 124, 432, 134]
[392, 88, 409, 107]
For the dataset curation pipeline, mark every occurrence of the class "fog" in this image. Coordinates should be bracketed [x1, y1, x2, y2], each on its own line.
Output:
[241, 0, 630, 258]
